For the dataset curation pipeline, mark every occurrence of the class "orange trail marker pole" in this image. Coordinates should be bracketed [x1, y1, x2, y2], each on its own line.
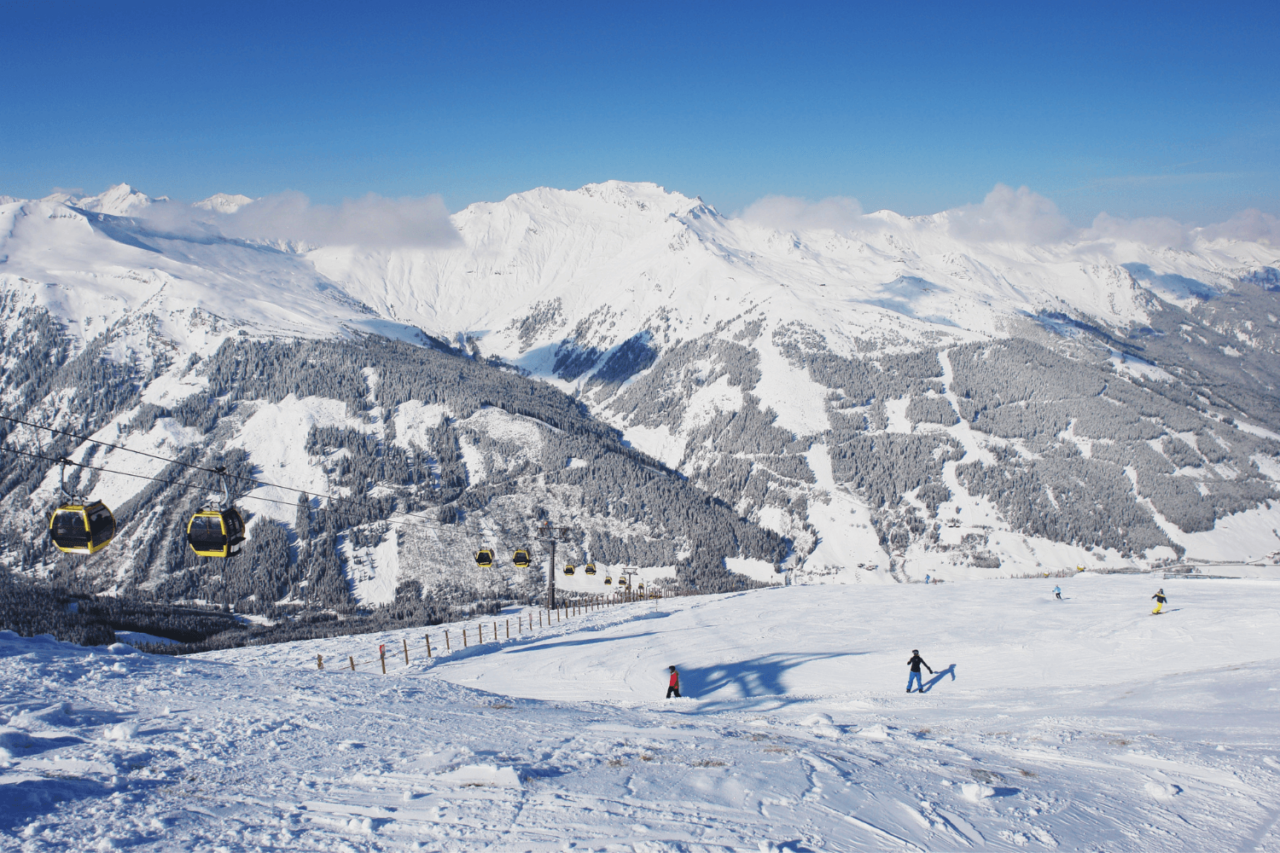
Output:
[379, 645, 387, 675]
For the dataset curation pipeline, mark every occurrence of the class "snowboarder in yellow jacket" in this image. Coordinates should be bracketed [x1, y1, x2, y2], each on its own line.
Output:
[1152, 588, 1167, 615]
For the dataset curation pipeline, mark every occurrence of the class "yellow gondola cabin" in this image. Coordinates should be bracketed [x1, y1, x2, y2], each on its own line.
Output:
[49, 501, 116, 555]
[186, 509, 246, 559]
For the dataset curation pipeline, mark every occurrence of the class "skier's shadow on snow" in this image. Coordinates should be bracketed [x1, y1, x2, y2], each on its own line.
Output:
[679, 652, 866, 710]
[921, 664, 957, 694]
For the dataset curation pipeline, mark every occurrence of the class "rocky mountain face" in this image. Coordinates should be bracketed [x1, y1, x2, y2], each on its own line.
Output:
[1, 181, 1279, 620]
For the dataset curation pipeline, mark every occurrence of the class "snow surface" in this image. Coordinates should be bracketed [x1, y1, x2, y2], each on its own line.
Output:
[4, 574, 1279, 850]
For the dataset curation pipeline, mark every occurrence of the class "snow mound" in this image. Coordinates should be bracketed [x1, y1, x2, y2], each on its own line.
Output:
[434, 764, 522, 788]
[102, 722, 139, 742]
[961, 782, 995, 802]
[0, 726, 33, 758]
[1145, 780, 1182, 801]
[11, 702, 74, 729]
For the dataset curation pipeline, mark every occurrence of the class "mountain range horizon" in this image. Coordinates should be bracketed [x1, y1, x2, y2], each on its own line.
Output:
[17, 179, 1280, 247]
[2, 176, 1279, 631]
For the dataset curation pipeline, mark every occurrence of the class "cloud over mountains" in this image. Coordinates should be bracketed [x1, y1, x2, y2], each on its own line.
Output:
[734, 183, 1278, 249]
[137, 190, 460, 249]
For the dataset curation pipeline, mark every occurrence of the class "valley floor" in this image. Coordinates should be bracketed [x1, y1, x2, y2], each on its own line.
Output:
[3, 574, 1280, 851]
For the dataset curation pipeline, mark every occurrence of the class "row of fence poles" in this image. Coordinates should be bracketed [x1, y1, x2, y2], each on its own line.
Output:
[315, 586, 675, 673]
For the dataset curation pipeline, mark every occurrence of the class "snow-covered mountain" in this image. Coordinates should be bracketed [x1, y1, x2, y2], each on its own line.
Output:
[308, 181, 1280, 575]
[2, 181, 1279, 613]
[192, 192, 253, 214]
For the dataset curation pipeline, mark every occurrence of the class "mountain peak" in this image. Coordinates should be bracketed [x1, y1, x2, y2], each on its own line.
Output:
[574, 180, 699, 214]
[194, 193, 254, 214]
[74, 183, 154, 217]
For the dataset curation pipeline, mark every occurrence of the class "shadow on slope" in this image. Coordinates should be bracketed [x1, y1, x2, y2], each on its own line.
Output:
[678, 652, 866, 710]
[921, 663, 957, 694]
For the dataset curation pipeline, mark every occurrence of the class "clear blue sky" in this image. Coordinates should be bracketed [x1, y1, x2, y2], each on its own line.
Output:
[2, 0, 1277, 224]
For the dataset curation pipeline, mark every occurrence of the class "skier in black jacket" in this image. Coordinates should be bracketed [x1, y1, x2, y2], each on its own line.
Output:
[907, 650, 933, 693]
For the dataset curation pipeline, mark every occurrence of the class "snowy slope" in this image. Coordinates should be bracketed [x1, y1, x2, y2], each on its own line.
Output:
[0, 195, 425, 350]
[4, 574, 1280, 850]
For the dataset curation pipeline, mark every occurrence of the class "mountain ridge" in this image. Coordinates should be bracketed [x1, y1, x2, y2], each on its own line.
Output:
[2, 180, 1279, 608]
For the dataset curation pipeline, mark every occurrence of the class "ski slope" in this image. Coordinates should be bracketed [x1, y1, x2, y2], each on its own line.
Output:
[3, 573, 1279, 851]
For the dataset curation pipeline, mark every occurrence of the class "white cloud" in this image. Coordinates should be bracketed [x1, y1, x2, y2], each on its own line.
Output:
[738, 195, 865, 233]
[220, 191, 459, 248]
[1084, 212, 1192, 249]
[946, 184, 1075, 244]
[139, 190, 460, 249]
[1082, 209, 1280, 248]
[1201, 209, 1280, 246]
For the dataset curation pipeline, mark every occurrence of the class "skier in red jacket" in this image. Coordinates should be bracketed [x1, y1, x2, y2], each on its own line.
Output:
[666, 665, 681, 698]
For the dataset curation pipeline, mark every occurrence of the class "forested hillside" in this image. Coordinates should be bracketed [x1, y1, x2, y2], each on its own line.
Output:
[0, 304, 786, 646]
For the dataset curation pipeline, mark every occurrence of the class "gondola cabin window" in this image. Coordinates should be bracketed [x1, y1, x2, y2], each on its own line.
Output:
[53, 510, 89, 549]
[189, 515, 224, 550]
[88, 505, 114, 547]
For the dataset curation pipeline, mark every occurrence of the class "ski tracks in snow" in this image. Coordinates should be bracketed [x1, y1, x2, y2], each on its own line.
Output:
[4, 578, 1280, 851]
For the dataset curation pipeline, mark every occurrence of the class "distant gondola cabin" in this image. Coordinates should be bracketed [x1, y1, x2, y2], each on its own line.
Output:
[49, 501, 116, 555]
[186, 509, 246, 559]
[563, 564, 576, 576]
[475, 548, 495, 568]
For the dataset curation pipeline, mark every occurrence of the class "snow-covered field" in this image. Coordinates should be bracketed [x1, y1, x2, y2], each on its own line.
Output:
[3, 574, 1280, 851]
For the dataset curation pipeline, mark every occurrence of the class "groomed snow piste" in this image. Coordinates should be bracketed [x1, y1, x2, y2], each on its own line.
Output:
[3, 573, 1280, 851]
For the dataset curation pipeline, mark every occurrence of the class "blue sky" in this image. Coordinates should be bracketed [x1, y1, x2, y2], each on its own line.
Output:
[2, 0, 1277, 224]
